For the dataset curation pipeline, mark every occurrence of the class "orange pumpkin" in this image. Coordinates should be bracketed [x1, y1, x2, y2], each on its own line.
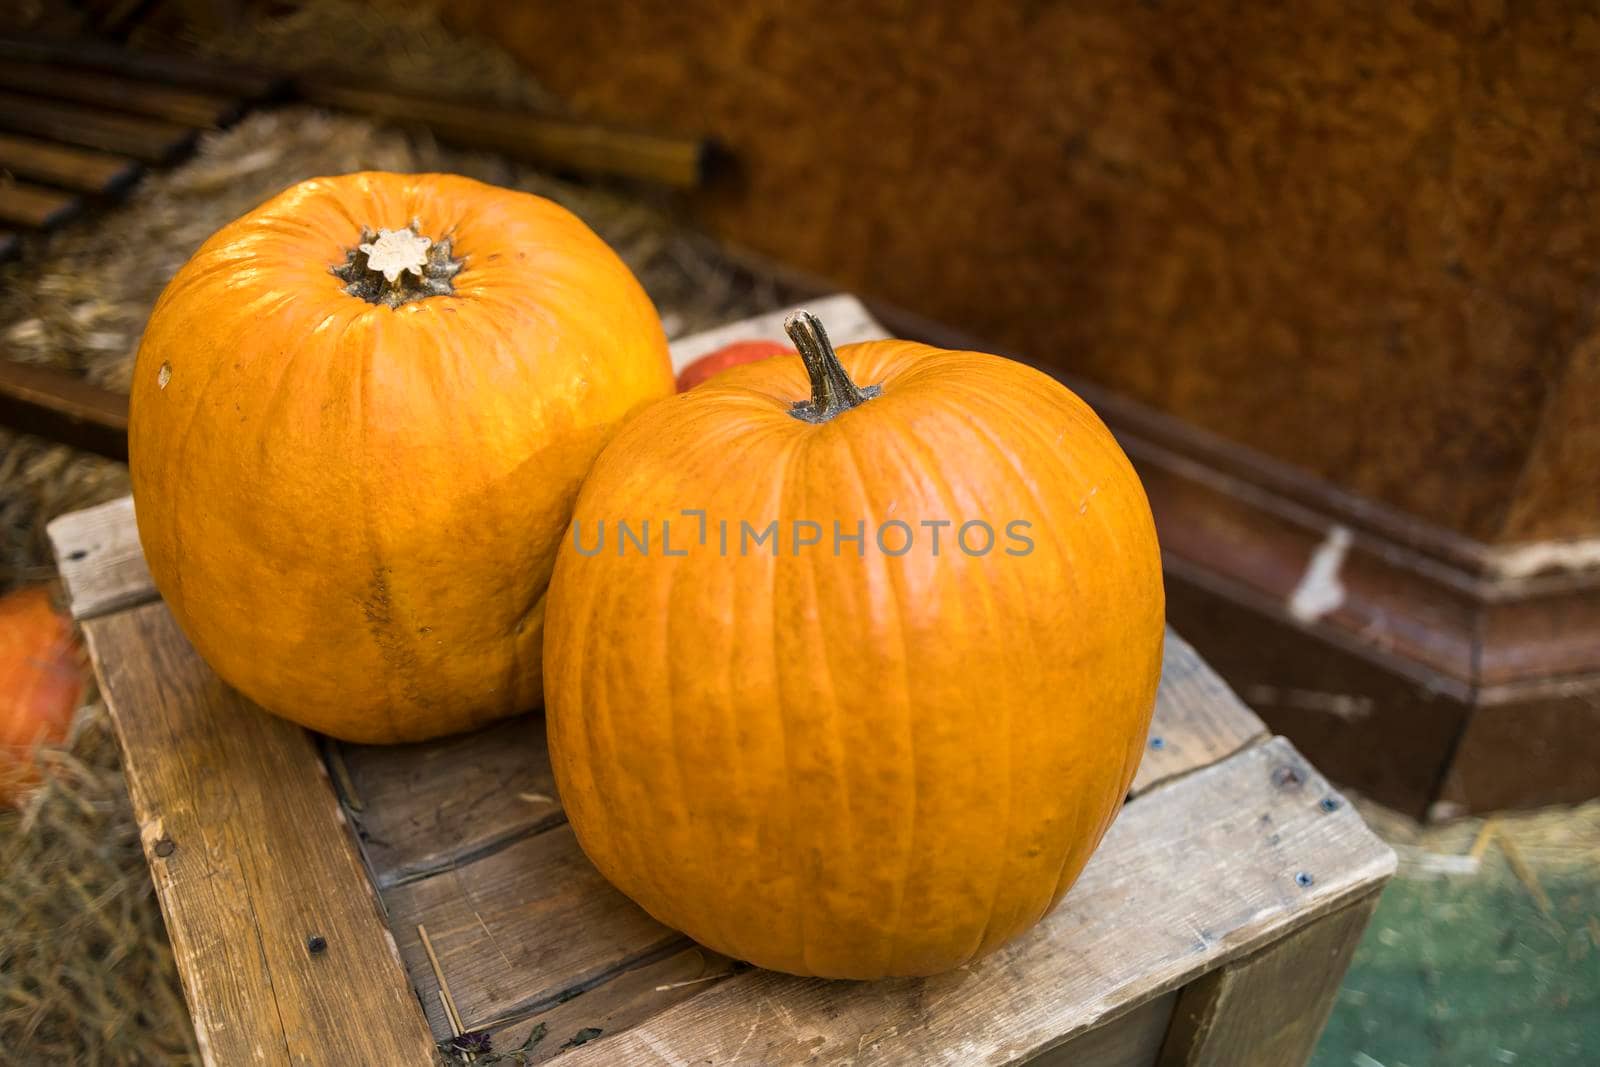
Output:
[544, 312, 1164, 978]
[129, 172, 673, 743]
[0, 585, 83, 805]
[675, 339, 794, 392]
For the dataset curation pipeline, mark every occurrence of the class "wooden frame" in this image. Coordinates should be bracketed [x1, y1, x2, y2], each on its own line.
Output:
[47, 300, 1392, 1065]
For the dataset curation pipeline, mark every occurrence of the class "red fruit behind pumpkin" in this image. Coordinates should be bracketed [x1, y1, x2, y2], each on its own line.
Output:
[675, 339, 794, 392]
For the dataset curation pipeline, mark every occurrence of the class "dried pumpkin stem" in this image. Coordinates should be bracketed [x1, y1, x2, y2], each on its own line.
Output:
[330, 217, 463, 308]
[784, 310, 880, 423]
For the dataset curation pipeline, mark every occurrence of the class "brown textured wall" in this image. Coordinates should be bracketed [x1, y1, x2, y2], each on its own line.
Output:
[446, 1, 1600, 544]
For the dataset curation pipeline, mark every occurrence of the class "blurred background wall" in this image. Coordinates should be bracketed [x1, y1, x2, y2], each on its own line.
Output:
[448, 0, 1600, 548]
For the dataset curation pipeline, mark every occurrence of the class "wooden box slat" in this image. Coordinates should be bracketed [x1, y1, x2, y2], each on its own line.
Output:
[0, 60, 241, 128]
[0, 177, 79, 229]
[82, 602, 436, 1067]
[550, 737, 1392, 1066]
[48, 494, 151, 620]
[335, 715, 564, 887]
[0, 131, 141, 195]
[387, 823, 681, 1036]
[0, 89, 196, 163]
[47, 297, 1394, 1065]
[0, 34, 286, 101]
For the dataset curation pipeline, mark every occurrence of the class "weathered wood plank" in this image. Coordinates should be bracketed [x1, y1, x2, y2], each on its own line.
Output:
[0, 34, 285, 100]
[0, 131, 141, 195]
[552, 737, 1394, 1066]
[0, 355, 129, 459]
[83, 601, 436, 1067]
[0, 90, 196, 163]
[1027, 991, 1178, 1067]
[354, 629, 1262, 1044]
[46, 496, 153, 620]
[0, 178, 79, 229]
[1132, 632, 1266, 797]
[295, 80, 709, 189]
[384, 824, 681, 1037]
[1157, 894, 1381, 1067]
[336, 714, 562, 888]
[488, 946, 740, 1062]
[0, 61, 241, 127]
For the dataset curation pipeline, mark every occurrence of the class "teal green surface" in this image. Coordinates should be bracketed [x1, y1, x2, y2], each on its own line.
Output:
[1313, 850, 1598, 1067]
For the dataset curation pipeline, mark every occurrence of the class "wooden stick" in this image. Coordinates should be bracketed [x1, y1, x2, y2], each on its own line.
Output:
[0, 180, 80, 230]
[295, 80, 713, 189]
[0, 33, 286, 100]
[0, 356, 129, 461]
[0, 90, 195, 164]
[0, 133, 142, 196]
[417, 922, 465, 1037]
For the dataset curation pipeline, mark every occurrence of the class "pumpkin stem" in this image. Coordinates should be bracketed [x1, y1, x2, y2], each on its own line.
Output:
[785, 311, 880, 423]
[331, 217, 463, 308]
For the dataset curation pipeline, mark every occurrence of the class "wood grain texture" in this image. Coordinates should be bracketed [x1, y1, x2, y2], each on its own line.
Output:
[337, 714, 563, 888]
[552, 738, 1394, 1066]
[0, 131, 141, 195]
[486, 946, 740, 1062]
[1027, 991, 1177, 1067]
[46, 495, 154, 620]
[1158, 894, 1380, 1067]
[295, 81, 709, 188]
[0, 90, 196, 163]
[82, 601, 436, 1067]
[1437, 679, 1600, 814]
[0, 355, 129, 459]
[452, 0, 1600, 544]
[1132, 632, 1265, 797]
[1163, 575, 1470, 818]
[0, 34, 285, 100]
[0, 179, 78, 229]
[384, 824, 681, 1037]
[355, 627, 1260, 1044]
[0, 61, 240, 127]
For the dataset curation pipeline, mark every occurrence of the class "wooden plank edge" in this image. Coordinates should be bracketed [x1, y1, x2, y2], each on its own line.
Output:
[374, 808, 572, 891]
[0, 357, 129, 459]
[46, 495, 158, 621]
[82, 603, 438, 1066]
[295, 79, 713, 189]
[1156, 892, 1383, 1066]
[553, 737, 1396, 1066]
[0, 34, 289, 100]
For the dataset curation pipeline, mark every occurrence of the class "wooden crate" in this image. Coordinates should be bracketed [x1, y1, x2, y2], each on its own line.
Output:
[48, 298, 1395, 1066]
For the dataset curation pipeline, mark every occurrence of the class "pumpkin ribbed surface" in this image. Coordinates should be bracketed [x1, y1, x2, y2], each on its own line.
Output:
[129, 172, 672, 742]
[544, 335, 1164, 978]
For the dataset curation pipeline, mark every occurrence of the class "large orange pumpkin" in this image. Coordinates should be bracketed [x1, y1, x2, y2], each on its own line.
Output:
[0, 585, 83, 805]
[129, 172, 672, 743]
[544, 312, 1164, 978]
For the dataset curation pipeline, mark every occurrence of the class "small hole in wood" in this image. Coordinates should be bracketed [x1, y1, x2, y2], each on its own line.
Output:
[67, 549, 88, 561]
[1147, 736, 1165, 751]
[1294, 871, 1314, 888]
[158, 362, 172, 389]
[306, 934, 327, 955]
